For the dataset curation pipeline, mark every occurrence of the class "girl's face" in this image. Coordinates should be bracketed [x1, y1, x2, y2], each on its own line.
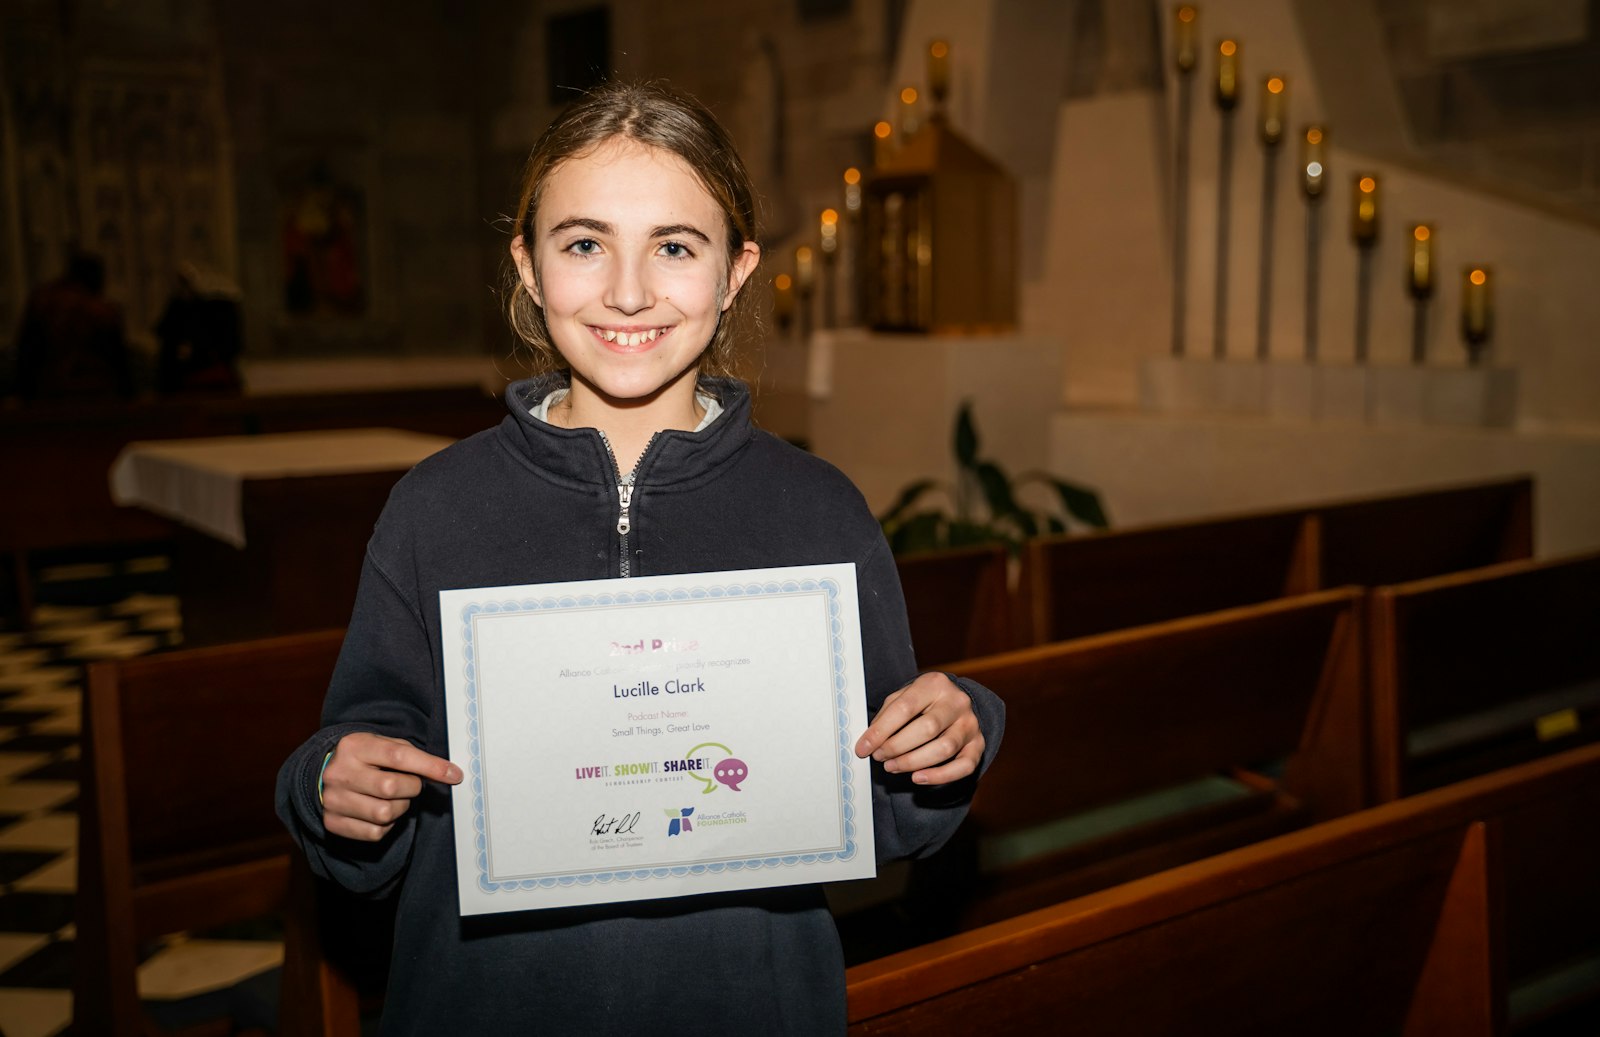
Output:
[514, 137, 760, 410]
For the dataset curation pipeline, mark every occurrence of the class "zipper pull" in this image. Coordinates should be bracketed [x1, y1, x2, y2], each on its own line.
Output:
[617, 484, 633, 535]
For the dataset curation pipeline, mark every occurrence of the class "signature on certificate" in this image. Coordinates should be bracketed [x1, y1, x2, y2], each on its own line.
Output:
[592, 812, 641, 836]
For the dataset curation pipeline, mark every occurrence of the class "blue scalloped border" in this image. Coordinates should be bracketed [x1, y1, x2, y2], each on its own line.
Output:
[458, 576, 860, 894]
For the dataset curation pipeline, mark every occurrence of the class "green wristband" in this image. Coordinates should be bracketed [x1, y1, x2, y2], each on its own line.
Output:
[318, 750, 335, 807]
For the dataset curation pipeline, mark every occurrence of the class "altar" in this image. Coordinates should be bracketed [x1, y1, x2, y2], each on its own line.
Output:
[110, 428, 452, 645]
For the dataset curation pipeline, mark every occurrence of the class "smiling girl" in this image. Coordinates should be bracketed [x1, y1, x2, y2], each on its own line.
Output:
[277, 81, 1004, 1034]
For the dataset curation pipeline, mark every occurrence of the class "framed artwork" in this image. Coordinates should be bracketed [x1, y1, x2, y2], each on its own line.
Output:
[278, 161, 366, 318]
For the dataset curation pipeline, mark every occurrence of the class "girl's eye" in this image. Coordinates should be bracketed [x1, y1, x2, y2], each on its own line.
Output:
[660, 241, 693, 259]
[568, 238, 600, 255]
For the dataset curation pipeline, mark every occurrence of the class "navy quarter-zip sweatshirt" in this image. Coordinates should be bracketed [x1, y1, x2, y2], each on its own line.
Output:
[277, 374, 1004, 1035]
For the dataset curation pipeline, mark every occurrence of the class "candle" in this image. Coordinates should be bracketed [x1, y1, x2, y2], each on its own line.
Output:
[773, 273, 795, 324]
[1408, 225, 1433, 298]
[872, 120, 894, 168]
[1352, 173, 1379, 245]
[795, 246, 815, 294]
[1260, 75, 1286, 146]
[928, 40, 950, 107]
[1302, 125, 1326, 197]
[898, 86, 921, 140]
[1462, 266, 1492, 347]
[819, 208, 839, 255]
[1174, 5, 1198, 74]
[1216, 39, 1239, 110]
[843, 167, 862, 214]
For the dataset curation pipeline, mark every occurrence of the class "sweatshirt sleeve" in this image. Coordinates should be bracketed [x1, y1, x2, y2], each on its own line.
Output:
[275, 549, 440, 896]
[856, 533, 1005, 863]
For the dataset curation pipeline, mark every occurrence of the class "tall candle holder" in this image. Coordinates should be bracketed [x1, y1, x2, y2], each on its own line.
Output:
[1170, 4, 1198, 358]
[1351, 173, 1379, 363]
[819, 209, 839, 330]
[773, 273, 795, 336]
[928, 39, 950, 117]
[898, 86, 921, 142]
[1256, 74, 1285, 361]
[843, 167, 863, 327]
[1301, 125, 1326, 361]
[872, 120, 894, 169]
[1212, 37, 1240, 360]
[795, 246, 815, 341]
[1461, 266, 1492, 366]
[1407, 224, 1433, 365]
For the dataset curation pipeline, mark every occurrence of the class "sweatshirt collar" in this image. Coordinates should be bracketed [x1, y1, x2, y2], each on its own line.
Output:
[500, 373, 754, 488]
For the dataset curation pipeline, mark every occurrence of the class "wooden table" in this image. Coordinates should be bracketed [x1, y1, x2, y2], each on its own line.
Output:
[111, 429, 452, 645]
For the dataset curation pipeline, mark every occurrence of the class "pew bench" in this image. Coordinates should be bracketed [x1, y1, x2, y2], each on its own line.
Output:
[75, 629, 350, 1036]
[847, 741, 1600, 1036]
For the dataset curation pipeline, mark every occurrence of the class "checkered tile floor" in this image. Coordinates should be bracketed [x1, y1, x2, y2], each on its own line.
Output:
[0, 556, 283, 1036]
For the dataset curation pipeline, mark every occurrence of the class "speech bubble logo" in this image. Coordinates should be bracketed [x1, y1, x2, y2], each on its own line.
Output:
[713, 758, 749, 791]
[684, 742, 733, 794]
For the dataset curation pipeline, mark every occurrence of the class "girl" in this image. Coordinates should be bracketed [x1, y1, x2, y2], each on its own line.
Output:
[277, 80, 1004, 1035]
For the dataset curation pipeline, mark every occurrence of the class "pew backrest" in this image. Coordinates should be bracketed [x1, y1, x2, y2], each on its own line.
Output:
[962, 587, 1367, 834]
[895, 544, 1012, 668]
[1019, 475, 1535, 645]
[76, 628, 345, 1035]
[848, 741, 1600, 1036]
[1369, 551, 1600, 801]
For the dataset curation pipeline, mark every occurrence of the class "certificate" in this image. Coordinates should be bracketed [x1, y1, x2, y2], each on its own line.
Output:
[440, 563, 876, 914]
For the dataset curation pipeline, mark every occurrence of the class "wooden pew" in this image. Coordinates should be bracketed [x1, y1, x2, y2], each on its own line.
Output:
[848, 741, 1600, 1036]
[1019, 475, 1533, 644]
[922, 588, 1366, 933]
[75, 629, 350, 1036]
[1369, 551, 1600, 801]
[894, 544, 1012, 668]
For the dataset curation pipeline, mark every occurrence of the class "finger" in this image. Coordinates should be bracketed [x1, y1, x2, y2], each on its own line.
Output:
[322, 787, 415, 828]
[346, 734, 463, 784]
[878, 711, 978, 773]
[872, 711, 947, 766]
[906, 740, 983, 787]
[325, 762, 425, 803]
[855, 681, 938, 757]
[324, 812, 397, 842]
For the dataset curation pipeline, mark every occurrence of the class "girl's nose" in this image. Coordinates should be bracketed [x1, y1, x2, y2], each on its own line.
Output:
[604, 254, 651, 314]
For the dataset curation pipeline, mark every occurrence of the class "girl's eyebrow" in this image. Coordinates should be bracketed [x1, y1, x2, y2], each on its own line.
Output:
[548, 216, 613, 237]
[651, 224, 712, 245]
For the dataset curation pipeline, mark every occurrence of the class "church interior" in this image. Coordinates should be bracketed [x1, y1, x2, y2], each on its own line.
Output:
[0, 0, 1598, 1033]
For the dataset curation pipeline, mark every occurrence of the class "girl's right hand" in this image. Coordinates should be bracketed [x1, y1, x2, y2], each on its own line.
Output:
[320, 731, 463, 841]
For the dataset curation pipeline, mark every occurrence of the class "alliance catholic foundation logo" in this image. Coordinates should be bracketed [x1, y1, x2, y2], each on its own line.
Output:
[665, 742, 750, 836]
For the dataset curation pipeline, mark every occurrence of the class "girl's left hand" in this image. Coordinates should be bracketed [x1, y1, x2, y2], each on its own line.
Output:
[855, 672, 984, 786]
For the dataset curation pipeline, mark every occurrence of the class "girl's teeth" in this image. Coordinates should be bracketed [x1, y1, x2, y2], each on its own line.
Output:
[594, 327, 667, 346]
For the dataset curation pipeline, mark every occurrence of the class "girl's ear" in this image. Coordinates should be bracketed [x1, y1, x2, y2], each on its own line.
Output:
[510, 235, 542, 308]
[721, 241, 762, 312]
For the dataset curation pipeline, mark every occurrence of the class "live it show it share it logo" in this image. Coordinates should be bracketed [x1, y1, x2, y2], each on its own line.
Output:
[665, 741, 749, 836]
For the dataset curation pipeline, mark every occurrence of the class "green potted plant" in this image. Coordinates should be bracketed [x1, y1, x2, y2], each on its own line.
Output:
[878, 402, 1108, 554]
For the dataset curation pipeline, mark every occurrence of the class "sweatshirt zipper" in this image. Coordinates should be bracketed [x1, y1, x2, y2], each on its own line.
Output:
[598, 431, 659, 579]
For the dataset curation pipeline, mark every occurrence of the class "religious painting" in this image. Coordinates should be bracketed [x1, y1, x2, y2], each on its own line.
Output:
[279, 163, 367, 318]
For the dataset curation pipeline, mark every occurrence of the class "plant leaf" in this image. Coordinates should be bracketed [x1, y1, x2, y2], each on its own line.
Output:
[954, 402, 979, 468]
[877, 478, 941, 526]
[890, 510, 946, 554]
[947, 520, 1008, 549]
[1048, 478, 1110, 529]
[973, 461, 1020, 521]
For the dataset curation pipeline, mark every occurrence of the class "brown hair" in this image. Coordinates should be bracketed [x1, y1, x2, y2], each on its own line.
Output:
[505, 81, 760, 378]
